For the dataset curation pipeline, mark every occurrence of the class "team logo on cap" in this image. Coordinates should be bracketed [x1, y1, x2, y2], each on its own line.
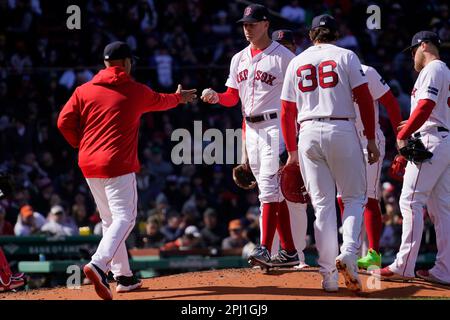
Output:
[277, 31, 284, 40]
[244, 7, 252, 16]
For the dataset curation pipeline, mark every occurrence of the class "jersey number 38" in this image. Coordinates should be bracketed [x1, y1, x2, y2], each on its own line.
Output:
[297, 60, 338, 92]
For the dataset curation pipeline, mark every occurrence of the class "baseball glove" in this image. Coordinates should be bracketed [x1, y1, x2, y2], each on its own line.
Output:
[279, 163, 310, 204]
[0, 174, 14, 200]
[232, 163, 257, 190]
[388, 155, 407, 181]
[399, 136, 433, 164]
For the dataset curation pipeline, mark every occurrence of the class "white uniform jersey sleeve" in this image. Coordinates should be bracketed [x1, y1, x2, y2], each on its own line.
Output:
[225, 51, 241, 89]
[416, 61, 445, 103]
[413, 60, 450, 131]
[281, 59, 297, 103]
[353, 65, 391, 134]
[346, 51, 367, 89]
[364, 65, 390, 100]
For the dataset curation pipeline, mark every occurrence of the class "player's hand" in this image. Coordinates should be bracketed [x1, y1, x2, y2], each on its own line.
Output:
[396, 139, 407, 150]
[286, 150, 299, 166]
[366, 139, 380, 165]
[176, 84, 197, 103]
[397, 120, 408, 133]
[201, 88, 219, 104]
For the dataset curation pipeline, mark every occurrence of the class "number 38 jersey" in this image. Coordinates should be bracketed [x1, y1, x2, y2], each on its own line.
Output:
[281, 43, 367, 122]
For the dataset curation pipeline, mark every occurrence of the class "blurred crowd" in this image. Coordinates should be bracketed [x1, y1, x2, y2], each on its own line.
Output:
[0, 0, 449, 256]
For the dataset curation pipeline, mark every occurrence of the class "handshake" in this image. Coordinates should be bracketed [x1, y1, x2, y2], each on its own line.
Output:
[174, 86, 219, 104]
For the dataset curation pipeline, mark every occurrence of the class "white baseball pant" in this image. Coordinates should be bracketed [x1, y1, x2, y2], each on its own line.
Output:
[245, 117, 284, 204]
[85, 173, 137, 277]
[298, 119, 367, 276]
[389, 129, 450, 282]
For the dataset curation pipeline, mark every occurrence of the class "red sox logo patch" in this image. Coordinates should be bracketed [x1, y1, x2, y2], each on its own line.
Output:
[244, 7, 252, 16]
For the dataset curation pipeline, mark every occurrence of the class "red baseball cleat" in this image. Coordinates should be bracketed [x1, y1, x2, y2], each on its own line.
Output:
[370, 267, 414, 281]
[416, 270, 450, 286]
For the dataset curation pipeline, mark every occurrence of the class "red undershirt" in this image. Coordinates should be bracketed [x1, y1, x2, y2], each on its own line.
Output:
[397, 99, 436, 140]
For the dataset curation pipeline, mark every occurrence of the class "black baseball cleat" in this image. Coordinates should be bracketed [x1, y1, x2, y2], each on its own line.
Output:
[269, 249, 300, 267]
[115, 275, 143, 293]
[248, 246, 271, 268]
[83, 263, 113, 300]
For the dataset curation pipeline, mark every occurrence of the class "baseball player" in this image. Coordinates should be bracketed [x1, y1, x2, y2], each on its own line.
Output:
[201, 4, 301, 268]
[373, 31, 450, 285]
[337, 64, 402, 269]
[272, 29, 296, 54]
[270, 29, 309, 269]
[57, 41, 196, 300]
[281, 14, 380, 292]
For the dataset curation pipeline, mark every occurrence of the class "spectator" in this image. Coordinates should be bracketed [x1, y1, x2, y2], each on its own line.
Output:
[152, 47, 173, 88]
[160, 211, 183, 242]
[14, 204, 46, 236]
[41, 205, 78, 236]
[141, 216, 166, 248]
[280, 0, 306, 24]
[161, 225, 204, 250]
[200, 208, 226, 248]
[0, 205, 14, 235]
[222, 219, 248, 250]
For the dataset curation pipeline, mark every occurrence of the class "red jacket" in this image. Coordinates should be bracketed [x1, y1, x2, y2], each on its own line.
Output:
[57, 66, 181, 178]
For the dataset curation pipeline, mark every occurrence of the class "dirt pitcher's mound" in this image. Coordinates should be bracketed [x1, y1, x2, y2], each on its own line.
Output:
[1, 268, 450, 300]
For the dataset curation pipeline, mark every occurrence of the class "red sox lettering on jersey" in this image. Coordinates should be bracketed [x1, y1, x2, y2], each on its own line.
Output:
[237, 69, 276, 86]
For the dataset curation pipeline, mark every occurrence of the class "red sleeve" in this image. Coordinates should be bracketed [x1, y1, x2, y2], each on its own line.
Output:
[378, 90, 402, 134]
[397, 99, 436, 140]
[281, 100, 298, 152]
[218, 87, 240, 107]
[242, 118, 246, 140]
[140, 85, 181, 112]
[352, 83, 375, 139]
[57, 88, 81, 148]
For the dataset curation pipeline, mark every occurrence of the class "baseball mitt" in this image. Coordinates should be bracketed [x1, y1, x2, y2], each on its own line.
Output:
[388, 155, 407, 181]
[279, 163, 310, 204]
[399, 136, 433, 164]
[232, 163, 257, 190]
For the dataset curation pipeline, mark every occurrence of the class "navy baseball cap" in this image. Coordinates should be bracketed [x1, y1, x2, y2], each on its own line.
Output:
[311, 14, 338, 32]
[272, 30, 295, 44]
[402, 31, 441, 52]
[237, 4, 269, 23]
[103, 41, 135, 61]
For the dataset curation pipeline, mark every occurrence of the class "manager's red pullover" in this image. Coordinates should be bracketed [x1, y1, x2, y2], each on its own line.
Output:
[57, 66, 181, 178]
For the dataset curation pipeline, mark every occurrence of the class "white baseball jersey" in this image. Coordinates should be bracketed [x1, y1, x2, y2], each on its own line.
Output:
[281, 43, 367, 121]
[225, 41, 295, 116]
[354, 65, 390, 133]
[411, 60, 450, 132]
